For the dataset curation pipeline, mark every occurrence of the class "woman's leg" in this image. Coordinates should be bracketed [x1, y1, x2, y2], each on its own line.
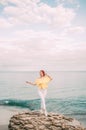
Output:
[38, 89, 47, 116]
[38, 89, 46, 110]
[43, 89, 47, 98]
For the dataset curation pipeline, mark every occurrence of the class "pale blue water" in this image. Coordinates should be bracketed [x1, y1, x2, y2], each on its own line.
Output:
[0, 71, 86, 126]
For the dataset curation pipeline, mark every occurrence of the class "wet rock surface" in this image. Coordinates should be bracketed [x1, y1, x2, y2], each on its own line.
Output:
[8, 111, 85, 130]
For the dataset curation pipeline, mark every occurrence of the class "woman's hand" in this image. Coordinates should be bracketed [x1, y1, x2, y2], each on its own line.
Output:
[26, 81, 36, 86]
[46, 73, 52, 80]
[26, 81, 33, 84]
[26, 81, 29, 84]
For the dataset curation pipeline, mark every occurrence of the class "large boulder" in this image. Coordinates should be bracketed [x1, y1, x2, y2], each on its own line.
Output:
[8, 111, 85, 130]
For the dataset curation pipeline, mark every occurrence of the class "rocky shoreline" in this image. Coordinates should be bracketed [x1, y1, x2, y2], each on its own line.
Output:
[8, 111, 85, 130]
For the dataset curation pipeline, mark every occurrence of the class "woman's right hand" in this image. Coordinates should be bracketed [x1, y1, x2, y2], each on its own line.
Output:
[26, 81, 29, 84]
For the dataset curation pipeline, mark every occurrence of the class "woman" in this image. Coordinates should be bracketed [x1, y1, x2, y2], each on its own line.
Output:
[26, 70, 52, 116]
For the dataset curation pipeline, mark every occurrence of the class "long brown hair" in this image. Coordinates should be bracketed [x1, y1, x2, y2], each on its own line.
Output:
[40, 70, 46, 76]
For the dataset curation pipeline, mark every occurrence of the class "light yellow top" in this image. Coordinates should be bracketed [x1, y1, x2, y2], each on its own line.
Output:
[35, 75, 51, 89]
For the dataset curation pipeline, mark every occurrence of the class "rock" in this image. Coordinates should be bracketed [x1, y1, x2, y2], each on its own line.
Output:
[8, 111, 85, 130]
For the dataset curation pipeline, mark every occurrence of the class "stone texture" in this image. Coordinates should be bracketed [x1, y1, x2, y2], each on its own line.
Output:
[8, 111, 85, 130]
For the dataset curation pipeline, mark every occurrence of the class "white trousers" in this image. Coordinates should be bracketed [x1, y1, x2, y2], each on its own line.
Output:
[38, 89, 47, 110]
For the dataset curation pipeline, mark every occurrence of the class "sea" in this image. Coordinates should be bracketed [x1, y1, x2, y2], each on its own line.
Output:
[0, 71, 86, 127]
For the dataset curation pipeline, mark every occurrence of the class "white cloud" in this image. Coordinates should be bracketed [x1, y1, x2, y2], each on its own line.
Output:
[67, 26, 85, 33]
[14, 29, 58, 40]
[57, 0, 80, 9]
[1, 0, 75, 27]
[0, 17, 12, 28]
[0, 0, 86, 71]
[0, 39, 86, 71]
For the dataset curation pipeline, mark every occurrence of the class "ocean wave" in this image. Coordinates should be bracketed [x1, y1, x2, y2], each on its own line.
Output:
[0, 99, 40, 110]
[0, 98, 86, 116]
[66, 113, 86, 116]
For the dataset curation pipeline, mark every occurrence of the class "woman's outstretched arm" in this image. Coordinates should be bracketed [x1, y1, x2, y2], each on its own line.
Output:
[26, 81, 36, 86]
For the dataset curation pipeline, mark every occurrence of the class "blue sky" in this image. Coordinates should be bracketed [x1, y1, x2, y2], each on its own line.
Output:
[0, 0, 86, 71]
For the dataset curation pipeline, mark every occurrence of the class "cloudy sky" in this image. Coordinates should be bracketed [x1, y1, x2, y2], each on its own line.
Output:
[0, 0, 86, 71]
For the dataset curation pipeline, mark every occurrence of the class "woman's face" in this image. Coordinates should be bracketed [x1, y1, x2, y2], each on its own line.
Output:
[40, 71, 44, 77]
